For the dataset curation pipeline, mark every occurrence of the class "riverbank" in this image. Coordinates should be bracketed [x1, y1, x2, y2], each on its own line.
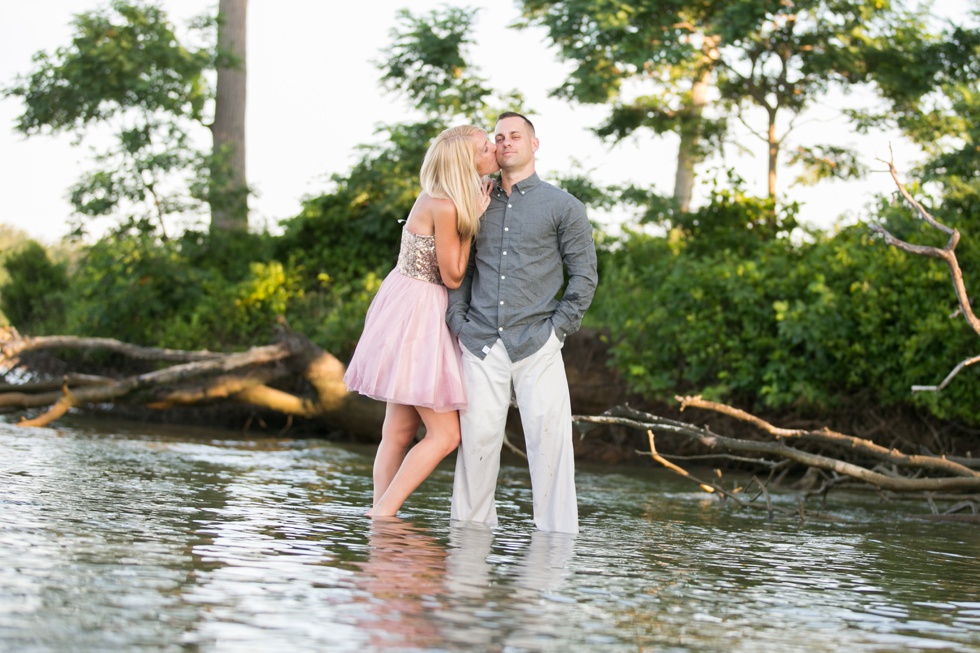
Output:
[53, 326, 977, 474]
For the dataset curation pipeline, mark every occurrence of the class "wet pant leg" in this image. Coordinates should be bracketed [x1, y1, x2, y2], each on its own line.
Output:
[451, 340, 512, 527]
[512, 331, 579, 534]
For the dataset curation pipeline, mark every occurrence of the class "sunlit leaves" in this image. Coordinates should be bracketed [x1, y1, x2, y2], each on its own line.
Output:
[4, 0, 211, 134]
[788, 145, 869, 186]
[2, 0, 215, 241]
[379, 7, 524, 123]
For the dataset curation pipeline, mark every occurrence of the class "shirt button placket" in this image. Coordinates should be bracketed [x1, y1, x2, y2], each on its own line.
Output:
[498, 199, 515, 335]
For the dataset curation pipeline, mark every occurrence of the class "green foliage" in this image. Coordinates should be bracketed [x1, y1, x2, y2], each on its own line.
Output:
[275, 121, 435, 282]
[855, 14, 980, 228]
[670, 176, 800, 253]
[589, 191, 980, 424]
[0, 241, 70, 334]
[517, 0, 921, 202]
[3, 1, 216, 238]
[379, 6, 525, 125]
[63, 232, 208, 345]
[788, 145, 870, 186]
[0, 225, 40, 292]
[3, 1, 211, 134]
[53, 222, 300, 350]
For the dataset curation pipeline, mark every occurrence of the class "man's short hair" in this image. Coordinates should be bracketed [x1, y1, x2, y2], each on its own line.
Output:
[497, 111, 535, 135]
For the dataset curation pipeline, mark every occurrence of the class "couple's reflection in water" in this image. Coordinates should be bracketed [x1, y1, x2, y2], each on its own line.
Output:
[354, 518, 575, 651]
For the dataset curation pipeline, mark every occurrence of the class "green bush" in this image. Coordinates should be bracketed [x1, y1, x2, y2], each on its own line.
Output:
[0, 241, 70, 334]
[590, 192, 980, 424]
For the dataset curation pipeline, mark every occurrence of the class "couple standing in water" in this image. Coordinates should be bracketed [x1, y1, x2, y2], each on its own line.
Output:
[343, 112, 598, 535]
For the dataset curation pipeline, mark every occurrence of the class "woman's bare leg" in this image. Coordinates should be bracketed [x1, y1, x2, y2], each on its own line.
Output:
[367, 406, 461, 518]
[370, 403, 422, 509]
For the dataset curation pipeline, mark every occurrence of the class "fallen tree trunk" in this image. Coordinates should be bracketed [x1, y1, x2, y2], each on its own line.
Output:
[3, 321, 977, 519]
[0, 323, 368, 430]
[574, 400, 980, 519]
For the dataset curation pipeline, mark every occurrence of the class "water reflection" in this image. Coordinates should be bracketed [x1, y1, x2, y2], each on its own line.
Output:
[355, 519, 448, 649]
[349, 520, 578, 652]
[0, 420, 978, 653]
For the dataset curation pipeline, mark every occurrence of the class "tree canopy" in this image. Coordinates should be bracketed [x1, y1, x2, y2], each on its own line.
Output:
[516, 0, 927, 218]
[3, 0, 248, 239]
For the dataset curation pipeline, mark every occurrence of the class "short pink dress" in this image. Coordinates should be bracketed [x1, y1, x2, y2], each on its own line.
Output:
[343, 227, 467, 412]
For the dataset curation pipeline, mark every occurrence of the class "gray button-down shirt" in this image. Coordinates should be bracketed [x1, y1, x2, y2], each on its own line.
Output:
[447, 172, 598, 361]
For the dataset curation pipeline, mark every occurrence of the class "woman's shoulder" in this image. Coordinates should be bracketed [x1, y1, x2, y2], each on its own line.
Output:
[407, 192, 456, 234]
[416, 192, 457, 220]
[417, 191, 455, 209]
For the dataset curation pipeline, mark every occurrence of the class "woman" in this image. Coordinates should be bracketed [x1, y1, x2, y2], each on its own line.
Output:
[344, 125, 499, 518]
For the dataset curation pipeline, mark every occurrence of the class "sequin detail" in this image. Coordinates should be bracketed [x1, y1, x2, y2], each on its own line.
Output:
[397, 228, 443, 286]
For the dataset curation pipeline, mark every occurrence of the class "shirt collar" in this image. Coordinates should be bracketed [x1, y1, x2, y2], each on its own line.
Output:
[497, 171, 541, 196]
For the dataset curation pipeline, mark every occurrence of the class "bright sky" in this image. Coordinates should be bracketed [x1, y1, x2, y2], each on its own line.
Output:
[0, 1, 972, 244]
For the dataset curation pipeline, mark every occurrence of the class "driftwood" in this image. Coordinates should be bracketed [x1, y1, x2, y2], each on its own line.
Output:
[870, 155, 980, 392]
[575, 400, 980, 521]
[0, 323, 371, 431]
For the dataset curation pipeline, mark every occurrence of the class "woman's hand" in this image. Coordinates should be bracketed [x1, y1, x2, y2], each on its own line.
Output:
[479, 177, 494, 214]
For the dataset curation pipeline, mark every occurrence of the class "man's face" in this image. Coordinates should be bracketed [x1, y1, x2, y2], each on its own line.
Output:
[494, 116, 537, 171]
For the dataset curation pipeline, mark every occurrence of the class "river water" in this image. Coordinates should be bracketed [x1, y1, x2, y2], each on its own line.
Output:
[0, 417, 978, 652]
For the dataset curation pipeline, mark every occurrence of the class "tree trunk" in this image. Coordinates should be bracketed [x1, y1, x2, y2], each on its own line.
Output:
[673, 73, 707, 212]
[673, 38, 719, 213]
[767, 107, 778, 200]
[210, 0, 248, 234]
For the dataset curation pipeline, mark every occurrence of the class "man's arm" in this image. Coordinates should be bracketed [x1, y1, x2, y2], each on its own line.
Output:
[446, 250, 476, 337]
[552, 199, 598, 339]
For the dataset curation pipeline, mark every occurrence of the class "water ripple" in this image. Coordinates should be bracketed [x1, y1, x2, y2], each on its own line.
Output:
[0, 422, 977, 652]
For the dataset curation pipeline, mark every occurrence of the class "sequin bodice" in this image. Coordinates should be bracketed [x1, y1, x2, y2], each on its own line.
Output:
[396, 228, 443, 286]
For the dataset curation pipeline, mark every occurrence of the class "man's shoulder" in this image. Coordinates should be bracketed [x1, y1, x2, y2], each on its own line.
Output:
[535, 178, 586, 210]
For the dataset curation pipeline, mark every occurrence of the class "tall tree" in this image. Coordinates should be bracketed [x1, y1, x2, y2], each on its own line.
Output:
[517, 0, 910, 216]
[379, 7, 524, 126]
[3, 0, 248, 239]
[210, 0, 248, 234]
[518, 0, 724, 212]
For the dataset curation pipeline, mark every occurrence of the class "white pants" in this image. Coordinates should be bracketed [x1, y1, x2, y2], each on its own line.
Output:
[451, 332, 579, 534]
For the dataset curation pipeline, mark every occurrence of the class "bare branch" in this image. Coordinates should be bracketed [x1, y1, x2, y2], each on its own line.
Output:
[677, 395, 980, 478]
[869, 157, 980, 391]
[0, 323, 355, 428]
[911, 355, 980, 392]
[576, 405, 980, 493]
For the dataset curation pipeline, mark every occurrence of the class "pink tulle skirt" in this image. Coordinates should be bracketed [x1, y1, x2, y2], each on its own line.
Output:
[343, 269, 466, 412]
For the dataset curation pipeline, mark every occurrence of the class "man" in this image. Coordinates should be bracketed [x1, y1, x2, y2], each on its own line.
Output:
[447, 112, 598, 534]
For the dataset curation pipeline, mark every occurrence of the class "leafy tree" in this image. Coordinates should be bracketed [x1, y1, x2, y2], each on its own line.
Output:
[855, 11, 980, 219]
[3, 0, 248, 239]
[379, 6, 525, 126]
[516, 0, 917, 218]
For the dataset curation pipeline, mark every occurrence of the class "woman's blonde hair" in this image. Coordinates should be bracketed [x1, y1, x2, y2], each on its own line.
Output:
[419, 125, 488, 241]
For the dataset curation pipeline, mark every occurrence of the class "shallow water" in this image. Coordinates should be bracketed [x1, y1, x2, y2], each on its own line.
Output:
[0, 417, 977, 652]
